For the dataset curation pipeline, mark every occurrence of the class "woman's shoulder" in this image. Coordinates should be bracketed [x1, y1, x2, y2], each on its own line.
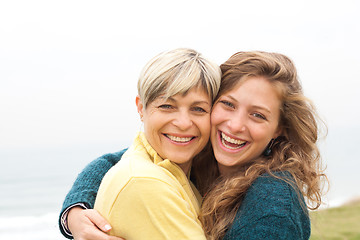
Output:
[103, 144, 180, 189]
[249, 172, 297, 197]
[223, 172, 310, 239]
[243, 171, 304, 216]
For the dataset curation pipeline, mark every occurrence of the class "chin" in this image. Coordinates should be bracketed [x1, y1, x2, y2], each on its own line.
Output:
[167, 153, 192, 164]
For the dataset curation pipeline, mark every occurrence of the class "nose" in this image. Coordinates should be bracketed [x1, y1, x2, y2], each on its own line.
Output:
[173, 110, 193, 130]
[228, 112, 247, 133]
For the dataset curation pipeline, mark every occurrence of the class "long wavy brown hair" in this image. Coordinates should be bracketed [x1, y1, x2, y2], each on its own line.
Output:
[192, 51, 327, 240]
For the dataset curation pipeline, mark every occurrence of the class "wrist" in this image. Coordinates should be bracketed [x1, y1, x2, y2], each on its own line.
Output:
[60, 203, 88, 237]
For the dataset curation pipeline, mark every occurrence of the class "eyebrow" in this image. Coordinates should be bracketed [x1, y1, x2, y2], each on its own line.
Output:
[253, 105, 271, 114]
[193, 101, 211, 106]
[224, 94, 271, 113]
[161, 96, 211, 105]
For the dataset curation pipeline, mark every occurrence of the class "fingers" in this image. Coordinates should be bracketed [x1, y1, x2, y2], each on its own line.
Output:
[82, 226, 126, 240]
[81, 228, 122, 240]
[108, 236, 126, 240]
[84, 209, 112, 233]
[68, 208, 126, 240]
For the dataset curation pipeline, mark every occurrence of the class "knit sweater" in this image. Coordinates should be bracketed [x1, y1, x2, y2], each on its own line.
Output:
[59, 153, 310, 239]
[59, 149, 126, 238]
[223, 173, 310, 240]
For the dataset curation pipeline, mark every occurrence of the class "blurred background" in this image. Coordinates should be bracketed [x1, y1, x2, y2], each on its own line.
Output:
[1, 0, 359, 239]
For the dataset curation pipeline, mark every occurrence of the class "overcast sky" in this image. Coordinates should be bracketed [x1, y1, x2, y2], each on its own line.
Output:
[1, 0, 359, 203]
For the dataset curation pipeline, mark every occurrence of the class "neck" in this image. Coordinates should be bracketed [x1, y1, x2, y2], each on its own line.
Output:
[218, 163, 239, 176]
[217, 162, 251, 177]
[217, 156, 266, 176]
[178, 161, 192, 175]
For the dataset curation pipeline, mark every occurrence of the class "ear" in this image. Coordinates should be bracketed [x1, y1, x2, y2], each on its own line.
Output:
[273, 126, 283, 139]
[136, 95, 144, 120]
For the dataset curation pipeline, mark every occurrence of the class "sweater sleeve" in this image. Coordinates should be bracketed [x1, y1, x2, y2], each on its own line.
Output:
[58, 148, 127, 238]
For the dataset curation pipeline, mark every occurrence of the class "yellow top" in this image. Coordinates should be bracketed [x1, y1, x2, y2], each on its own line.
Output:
[94, 132, 206, 240]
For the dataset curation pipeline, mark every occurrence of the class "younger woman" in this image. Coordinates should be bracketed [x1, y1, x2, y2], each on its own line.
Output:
[196, 51, 326, 239]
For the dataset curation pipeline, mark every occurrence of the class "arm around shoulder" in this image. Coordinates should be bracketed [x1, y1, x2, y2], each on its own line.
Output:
[59, 148, 127, 238]
[61, 149, 127, 212]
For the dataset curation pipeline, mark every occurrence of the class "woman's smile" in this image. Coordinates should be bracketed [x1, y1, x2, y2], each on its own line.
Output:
[163, 133, 196, 145]
[218, 131, 248, 151]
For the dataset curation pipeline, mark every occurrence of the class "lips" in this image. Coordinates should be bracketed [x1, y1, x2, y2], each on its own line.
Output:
[220, 131, 247, 150]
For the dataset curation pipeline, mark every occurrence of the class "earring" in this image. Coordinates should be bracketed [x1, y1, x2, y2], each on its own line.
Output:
[263, 139, 275, 156]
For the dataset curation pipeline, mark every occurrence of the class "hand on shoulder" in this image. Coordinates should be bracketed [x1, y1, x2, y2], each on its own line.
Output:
[68, 207, 125, 240]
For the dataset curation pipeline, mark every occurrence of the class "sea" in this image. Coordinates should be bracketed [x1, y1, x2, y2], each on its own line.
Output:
[1, 132, 359, 240]
[0, 143, 127, 240]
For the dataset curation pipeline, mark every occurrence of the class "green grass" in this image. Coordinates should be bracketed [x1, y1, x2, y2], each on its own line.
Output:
[310, 200, 360, 240]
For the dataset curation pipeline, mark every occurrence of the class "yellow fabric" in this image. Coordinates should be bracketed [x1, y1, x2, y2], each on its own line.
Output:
[94, 132, 206, 240]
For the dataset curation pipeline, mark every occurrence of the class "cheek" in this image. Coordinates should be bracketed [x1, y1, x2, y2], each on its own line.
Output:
[210, 106, 224, 126]
[250, 125, 274, 145]
[144, 113, 162, 135]
[199, 116, 211, 137]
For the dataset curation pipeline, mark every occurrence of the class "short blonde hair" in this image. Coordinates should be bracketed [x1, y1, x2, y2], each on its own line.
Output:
[137, 48, 221, 108]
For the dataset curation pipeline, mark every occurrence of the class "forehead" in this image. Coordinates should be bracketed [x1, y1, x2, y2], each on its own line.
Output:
[153, 86, 211, 103]
[227, 76, 281, 108]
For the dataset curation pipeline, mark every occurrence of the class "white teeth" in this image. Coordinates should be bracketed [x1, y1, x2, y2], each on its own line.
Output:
[166, 134, 193, 143]
[221, 132, 246, 145]
[221, 137, 242, 149]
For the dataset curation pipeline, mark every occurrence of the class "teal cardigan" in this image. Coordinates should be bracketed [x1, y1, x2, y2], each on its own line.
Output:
[59, 149, 127, 238]
[59, 149, 310, 239]
[223, 173, 310, 239]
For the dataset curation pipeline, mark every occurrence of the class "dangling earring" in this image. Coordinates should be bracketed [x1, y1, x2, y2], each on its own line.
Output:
[263, 139, 275, 156]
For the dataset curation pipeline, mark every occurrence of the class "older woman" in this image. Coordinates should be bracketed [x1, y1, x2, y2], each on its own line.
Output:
[60, 48, 221, 239]
[59, 51, 326, 240]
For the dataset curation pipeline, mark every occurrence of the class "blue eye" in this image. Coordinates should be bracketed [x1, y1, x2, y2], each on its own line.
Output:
[220, 100, 234, 108]
[252, 113, 266, 120]
[193, 107, 207, 113]
[158, 104, 173, 109]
